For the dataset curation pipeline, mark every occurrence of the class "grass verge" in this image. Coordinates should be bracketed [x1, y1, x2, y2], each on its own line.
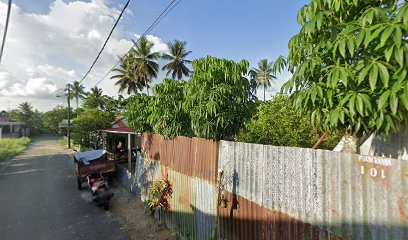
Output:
[58, 137, 92, 152]
[0, 137, 31, 161]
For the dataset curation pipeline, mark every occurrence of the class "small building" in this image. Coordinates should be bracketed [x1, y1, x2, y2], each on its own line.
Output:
[0, 116, 28, 139]
[98, 117, 140, 174]
[58, 119, 73, 136]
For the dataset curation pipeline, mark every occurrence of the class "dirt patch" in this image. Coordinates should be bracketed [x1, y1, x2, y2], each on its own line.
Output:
[109, 180, 178, 240]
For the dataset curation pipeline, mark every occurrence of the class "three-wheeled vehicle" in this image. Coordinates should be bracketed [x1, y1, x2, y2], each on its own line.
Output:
[74, 150, 115, 210]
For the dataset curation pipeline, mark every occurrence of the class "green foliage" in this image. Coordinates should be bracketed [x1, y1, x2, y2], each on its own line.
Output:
[67, 81, 86, 108]
[132, 37, 161, 95]
[112, 37, 160, 95]
[42, 106, 73, 134]
[72, 109, 113, 147]
[148, 78, 192, 138]
[237, 95, 341, 149]
[0, 137, 31, 160]
[250, 59, 277, 101]
[184, 56, 255, 140]
[125, 93, 153, 133]
[112, 53, 146, 95]
[83, 86, 106, 110]
[161, 40, 192, 80]
[147, 179, 173, 213]
[103, 95, 128, 117]
[279, 0, 408, 137]
[57, 136, 89, 152]
[15, 102, 44, 135]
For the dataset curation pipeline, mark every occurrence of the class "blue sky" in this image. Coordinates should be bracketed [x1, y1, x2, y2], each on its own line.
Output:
[0, 0, 309, 111]
[15, 0, 307, 65]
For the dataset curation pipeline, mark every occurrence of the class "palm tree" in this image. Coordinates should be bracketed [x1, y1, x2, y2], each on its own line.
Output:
[86, 86, 106, 109]
[131, 37, 160, 95]
[161, 40, 192, 80]
[111, 53, 145, 95]
[252, 59, 276, 101]
[67, 81, 86, 108]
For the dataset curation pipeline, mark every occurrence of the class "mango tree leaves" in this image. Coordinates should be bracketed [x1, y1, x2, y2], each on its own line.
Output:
[184, 56, 255, 140]
[279, 0, 407, 136]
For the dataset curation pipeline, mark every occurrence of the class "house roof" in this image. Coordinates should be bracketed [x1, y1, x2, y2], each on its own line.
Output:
[112, 117, 129, 128]
[97, 117, 134, 134]
[0, 121, 25, 126]
[99, 127, 134, 134]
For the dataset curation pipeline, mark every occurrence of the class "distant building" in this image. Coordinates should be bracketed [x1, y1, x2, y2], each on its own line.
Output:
[58, 119, 73, 136]
[0, 114, 28, 139]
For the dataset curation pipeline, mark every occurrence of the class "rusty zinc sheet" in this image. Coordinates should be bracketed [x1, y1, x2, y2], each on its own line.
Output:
[218, 191, 341, 240]
[192, 137, 219, 182]
[141, 132, 162, 160]
[219, 140, 408, 239]
[141, 133, 219, 183]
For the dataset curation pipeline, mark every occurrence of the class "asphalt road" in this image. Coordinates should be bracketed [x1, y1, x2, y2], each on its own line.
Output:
[0, 136, 130, 240]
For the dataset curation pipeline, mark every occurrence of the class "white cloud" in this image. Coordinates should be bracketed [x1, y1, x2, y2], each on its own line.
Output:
[145, 35, 169, 53]
[0, 77, 58, 97]
[0, 0, 169, 111]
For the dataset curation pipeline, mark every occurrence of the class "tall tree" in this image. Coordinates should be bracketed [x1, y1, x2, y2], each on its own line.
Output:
[17, 102, 33, 123]
[16, 102, 43, 135]
[131, 37, 160, 95]
[125, 93, 153, 133]
[111, 53, 145, 94]
[251, 59, 276, 101]
[161, 40, 192, 80]
[42, 106, 73, 134]
[84, 86, 106, 110]
[148, 78, 192, 138]
[184, 56, 255, 140]
[67, 81, 86, 108]
[278, 0, 408, 152]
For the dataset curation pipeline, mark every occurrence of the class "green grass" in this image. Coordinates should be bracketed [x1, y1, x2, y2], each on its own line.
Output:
[58, 137, 92, 152]
[0, 137, 31, 161]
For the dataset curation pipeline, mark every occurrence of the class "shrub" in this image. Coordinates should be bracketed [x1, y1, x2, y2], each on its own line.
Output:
[0, 137, 31, 160]
[237, 95, 341, 149]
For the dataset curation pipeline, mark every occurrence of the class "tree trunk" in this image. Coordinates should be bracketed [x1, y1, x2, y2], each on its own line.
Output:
[144, 78, 150, 96]
[264, 87, 266, 102]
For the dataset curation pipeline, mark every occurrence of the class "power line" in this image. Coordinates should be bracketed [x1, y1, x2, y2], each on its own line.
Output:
[25, 0, 181, 106]
[94, 0, 181, 87]
[78, 0, 131, 84]
[0, 0, 12, 64]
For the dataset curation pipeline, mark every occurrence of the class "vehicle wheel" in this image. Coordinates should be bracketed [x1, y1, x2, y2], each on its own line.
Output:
[77, 178, 82, 190]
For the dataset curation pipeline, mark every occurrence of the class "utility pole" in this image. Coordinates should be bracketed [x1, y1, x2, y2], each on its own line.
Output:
[67, 84, 71, 149]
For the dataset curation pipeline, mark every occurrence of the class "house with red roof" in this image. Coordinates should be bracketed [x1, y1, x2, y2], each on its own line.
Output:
[98, 117, 140, 174]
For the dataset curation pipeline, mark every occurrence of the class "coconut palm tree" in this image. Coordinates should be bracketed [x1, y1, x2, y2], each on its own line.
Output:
[131, 37, 160, 95]
[85, 86, 106, 109]
[67, 81, 86, 108]
[252, 59, 276, 101]
[161, 40, 192, 80]
[111, 53, 145, 95]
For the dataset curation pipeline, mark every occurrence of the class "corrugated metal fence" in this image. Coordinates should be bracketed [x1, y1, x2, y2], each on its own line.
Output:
[218, 141, 408, 240]
[117, 133, 408, 239]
